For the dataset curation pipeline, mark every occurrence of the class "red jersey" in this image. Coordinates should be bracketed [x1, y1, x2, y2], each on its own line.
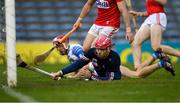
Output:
[95, 0, 123, 28]
[146, 0, 165, 16]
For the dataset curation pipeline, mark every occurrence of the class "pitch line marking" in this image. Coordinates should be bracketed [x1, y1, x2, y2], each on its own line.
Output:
[1, 85, 37, 102]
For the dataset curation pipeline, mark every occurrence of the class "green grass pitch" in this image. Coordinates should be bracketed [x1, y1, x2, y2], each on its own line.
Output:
[0, 63, 180, 102]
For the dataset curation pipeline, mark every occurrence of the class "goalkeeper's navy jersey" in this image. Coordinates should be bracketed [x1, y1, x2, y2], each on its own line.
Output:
[62, 48, 121, 80]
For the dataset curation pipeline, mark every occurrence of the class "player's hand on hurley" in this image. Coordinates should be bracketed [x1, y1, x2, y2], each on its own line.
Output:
[125, 32, 134, 44]
[51, 71, 61, 80]
[73, 17, 82, 30]
[129, 10, 138, 17]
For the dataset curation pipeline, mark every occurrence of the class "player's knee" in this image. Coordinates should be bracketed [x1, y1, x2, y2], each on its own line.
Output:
[131, 40, 141, 48]
[136, 72, 146, 78]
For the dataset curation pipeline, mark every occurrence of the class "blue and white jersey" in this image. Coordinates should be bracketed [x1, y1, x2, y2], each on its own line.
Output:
[67, 44, 85, 63]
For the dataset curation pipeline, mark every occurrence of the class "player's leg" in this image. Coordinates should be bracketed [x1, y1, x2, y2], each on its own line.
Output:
[145, 49, 176, 76]
[120, 56, 158, 78]
[91, 37, 98, 48]
[121, 61, 173, 78]
[69, 65, 91, 79]
[137, 50, 176, 77]
[150, 13, 180, 57]
[136, 63, 160, 78]
[83, 33, 96, 52]
[121, 53, 175, 78]
[131, 25, 150, 69]
[137, 60, 175, 78]
[150, 25, 180, 58]
[136, 55, 154, 70]
[150, 24, 162, 51]
[120, 64, 159, 78]
[120, 65, 140, 78]
[83, 24, 99, 52]
[160, 45, 180, 57]
[137, 48, 171, 70]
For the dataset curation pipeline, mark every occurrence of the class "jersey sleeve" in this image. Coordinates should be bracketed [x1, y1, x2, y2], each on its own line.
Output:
[61, 59, 89, 75]
[72, 45, 85, 59]
[61, 48, 94, 75]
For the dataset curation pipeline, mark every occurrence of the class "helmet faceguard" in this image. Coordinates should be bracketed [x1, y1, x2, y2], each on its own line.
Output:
[95, 34, 111, 49]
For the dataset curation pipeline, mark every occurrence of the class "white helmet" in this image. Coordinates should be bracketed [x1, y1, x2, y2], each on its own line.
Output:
[52, 35, 69, 49]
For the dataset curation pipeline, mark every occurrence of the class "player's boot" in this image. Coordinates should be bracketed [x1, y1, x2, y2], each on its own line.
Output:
[153, 48, 171, 63]
[158, 50, 171, 63]
[155, 49, 175, 76]
[161, 60, 176, 76]
[16, 54, 28, 67]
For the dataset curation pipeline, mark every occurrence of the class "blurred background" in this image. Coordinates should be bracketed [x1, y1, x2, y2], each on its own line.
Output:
[0, 0, 180, 102]
[0, 0, 180, 64]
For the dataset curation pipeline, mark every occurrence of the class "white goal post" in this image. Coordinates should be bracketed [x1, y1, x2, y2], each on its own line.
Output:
[5, 0, 17, 87]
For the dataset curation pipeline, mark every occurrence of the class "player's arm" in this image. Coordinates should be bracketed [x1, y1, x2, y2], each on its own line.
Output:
[73, 0, 96, 29]
[154, 0, 167, 5]
[117, 0, 134, 43]
[51, 58, 90, 80]
[61, 59, 89, 75]
[60, 48, 95, 75]
[78, 0, 95, 19]
[52, 49, 93, 80]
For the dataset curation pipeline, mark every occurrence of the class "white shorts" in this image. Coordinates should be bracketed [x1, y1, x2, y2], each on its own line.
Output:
[88, 24, 119, 37]
[141, 13, 167, 30]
